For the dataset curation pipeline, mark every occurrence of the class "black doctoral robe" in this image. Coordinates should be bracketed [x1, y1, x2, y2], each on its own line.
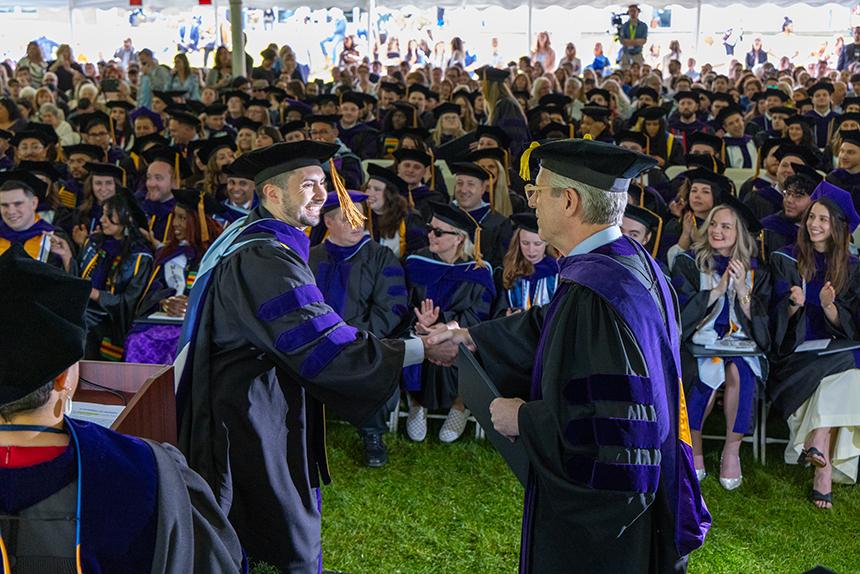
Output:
[464, 203, 514, 269]
[177, 205, 404, 573]
[468, 236, 710, 574]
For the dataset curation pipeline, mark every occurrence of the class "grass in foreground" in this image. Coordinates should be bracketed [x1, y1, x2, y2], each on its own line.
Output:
[252, 420, 859, 574]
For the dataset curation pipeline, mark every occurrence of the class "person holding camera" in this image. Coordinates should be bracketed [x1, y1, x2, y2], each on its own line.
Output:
[619, 4, 648, 68]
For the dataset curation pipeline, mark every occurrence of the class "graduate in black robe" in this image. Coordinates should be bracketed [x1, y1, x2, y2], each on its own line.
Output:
[0, 244, 245, 573]
[364, 163, 428, 258]
[760, 168, 818, 260]
[743, 144, 818, 221]
[0, 171, 67, 268]
[176, 142, 433, 573]
[429, 139, 710, 573]
[826, 130, 860, 211]
[308, 191, 409, 467]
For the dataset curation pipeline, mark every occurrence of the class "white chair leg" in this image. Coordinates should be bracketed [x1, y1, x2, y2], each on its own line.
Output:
[388, 399, 400, 434]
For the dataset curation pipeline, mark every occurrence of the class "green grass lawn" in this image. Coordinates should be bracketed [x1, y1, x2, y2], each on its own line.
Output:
[253, 420, 860, 574]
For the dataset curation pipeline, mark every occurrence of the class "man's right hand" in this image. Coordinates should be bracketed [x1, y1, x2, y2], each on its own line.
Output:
[422, 326, 476, 367]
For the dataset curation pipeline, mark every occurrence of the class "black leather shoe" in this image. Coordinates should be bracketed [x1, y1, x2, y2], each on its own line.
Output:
[361, 432, 388, 468]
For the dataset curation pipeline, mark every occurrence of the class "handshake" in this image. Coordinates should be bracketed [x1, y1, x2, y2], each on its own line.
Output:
[416, 322, 476, 367]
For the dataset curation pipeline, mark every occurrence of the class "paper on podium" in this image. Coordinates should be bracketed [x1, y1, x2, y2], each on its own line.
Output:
[457, 345, 529, 487]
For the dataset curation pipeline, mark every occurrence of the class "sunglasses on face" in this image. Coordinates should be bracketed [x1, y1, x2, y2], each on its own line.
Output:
[429, 227, 459, 238]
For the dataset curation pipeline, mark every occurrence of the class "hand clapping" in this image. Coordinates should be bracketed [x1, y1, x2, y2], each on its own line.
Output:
[819, 281, 836, 310]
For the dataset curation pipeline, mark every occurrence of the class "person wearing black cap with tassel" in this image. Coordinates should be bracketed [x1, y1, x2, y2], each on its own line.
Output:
[717, 105, 757, 169]
[804, 82, 841, 150]
[219, 154, 260, 224]
[0, 244, 247, 572]
[827, 129, 860, 206]
[426, 138, 710, 573]
[0, 171, 68, 269]
[307, 113, 364, 190]
[61, 162, 125, 248]
[337, 91, 380, 159]
[308, 191, 409, 467]
[744, 143, 819, 221]
[403, 201, 496, 444]
[140, 145, 190, 247]
[363, 163, 428, 258]
[760, 163, 818, 260]
[637, 106, 685, 168]
[668, 91, 712, 153]
[58, 143, 105, 210]
[175, 140, 451, 573]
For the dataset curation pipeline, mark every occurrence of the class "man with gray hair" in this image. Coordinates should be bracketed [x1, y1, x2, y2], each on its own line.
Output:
[428, 139, 711, 573]
[175, 140, 448, 573]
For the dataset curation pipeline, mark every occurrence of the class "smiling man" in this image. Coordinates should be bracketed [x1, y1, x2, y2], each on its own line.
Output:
[176, 141, 447, 573]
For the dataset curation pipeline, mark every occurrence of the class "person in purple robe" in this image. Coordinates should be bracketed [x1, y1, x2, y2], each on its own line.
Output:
[428, 139, 711, 573]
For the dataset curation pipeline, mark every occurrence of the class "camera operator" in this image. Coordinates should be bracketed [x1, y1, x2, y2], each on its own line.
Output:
[619, 4, 648, 68]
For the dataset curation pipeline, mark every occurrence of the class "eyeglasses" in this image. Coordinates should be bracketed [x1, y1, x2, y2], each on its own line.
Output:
[429, 227, 460, 238]
[523, 184, 566, 201]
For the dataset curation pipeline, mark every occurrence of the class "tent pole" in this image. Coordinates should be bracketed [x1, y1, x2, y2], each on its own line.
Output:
[68, 0, 75, 49]
[694, 0, 702, 58]
[527, 0, 533, 56]
[213, 0, 221, 48]
[367, 0, 375, 62]
[229, 0, 246, 77]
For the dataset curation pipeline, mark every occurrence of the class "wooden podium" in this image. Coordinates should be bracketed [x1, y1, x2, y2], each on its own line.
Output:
[75, 361, 177, 445]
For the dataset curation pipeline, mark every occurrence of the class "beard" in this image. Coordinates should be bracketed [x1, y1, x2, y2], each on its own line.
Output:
[680, 109, 695, 120]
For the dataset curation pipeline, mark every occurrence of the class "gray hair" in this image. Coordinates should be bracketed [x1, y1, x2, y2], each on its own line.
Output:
[39, 102, 63, 121]
[544, 169, 627, 226]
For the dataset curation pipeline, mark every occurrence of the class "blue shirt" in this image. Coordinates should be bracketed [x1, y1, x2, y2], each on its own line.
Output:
[619, 19, 648, 55]
[567, 226, 622, 257]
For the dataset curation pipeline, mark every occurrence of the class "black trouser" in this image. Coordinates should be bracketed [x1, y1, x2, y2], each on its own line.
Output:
[359, 388, 400, 435]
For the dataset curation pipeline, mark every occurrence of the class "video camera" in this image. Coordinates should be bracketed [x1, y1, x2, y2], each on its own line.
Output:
[611, 12, 625, 28]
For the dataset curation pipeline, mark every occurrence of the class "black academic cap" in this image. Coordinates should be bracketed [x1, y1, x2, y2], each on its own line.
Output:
[284, 100, 313, 116]
[204, 102, 228, 115]
[315, 93, 339, 107]
[84, 162, 126, 184]
[366, 163, 409, 196]
[785, 114, 815, 129]
[448, 161, 490, 181]
[132, 133, 169, 153]
[581, 105, 612, 121]
[795, 98, 813, 109]
[841, 130, 860, 148]
[428, 200, 477, 234]
[105, 100, 135, 112]
[838, 112, 860, 127]
[685, 152, 726, 174]
[615, 130, 649, 148]
[393, 147, 432, 167]
[185, 100, 206, 115]
[759, 137, 783, 159]
[768, 106, 796, 117]
[764, 87, 789, 102]
[466, 147, 506, 165]
[197, 135, 236, 164]
[710, 92, 734, 105]
[62, 143, 104, 161]
[638, 106, 667, 121]
[241, 140, 339, 185]
[17, 160, 62, 182]
[0, 244, 90, 405]
[693, 88, 714, 101]
[526, 105, 550, 122]
[247, 98, 271, 109]
[280, 120, 307, 136]
[512, 89, 531, 102]
[715, 105, 744, 126]
[477, 66, 510, 83]
[720, 192, 762, 234]
[537, 122, 572, 140]
[360, 92, 379, 106]
[673, 91, 698, 103]
[0, 170, 49, 200]
[789, 162, 823, 186]
[842, 96, 860, 109]
[233, 117, 263, 132]
[11, 126, 56, 147]
[0, 129, 12, 140]
[222, 90, 251, 105]
[115, 187, 149, 230]
[307, 114, 341, 126]
[407, 84, 433, 99]
[808, 81, 834, 96]
[222, 154, 256, 180]
[624, 203, 661, 231]
[774, 143, 818, 166]
[528, 139, 657, 192]
[142, 145, 192, 180]
[339, 91, 366, 107]
[74, 111, 112, 133]
[510, 212, 539, 234]
[585, 88, 611, 103]
[684, 167, 730, 197]
[168, 109, 201, 128]
[687, 132, 723, 153]
[173, 187, 226, 216]
[539, 94, 572, 109]
[634, 86, 660, 102]
[396, 126, 432, 141]
[391, 102, 418, 123]
[433, 102, 461, 119]
[475, 125, 511, 149]
[379, 81, 405, 95]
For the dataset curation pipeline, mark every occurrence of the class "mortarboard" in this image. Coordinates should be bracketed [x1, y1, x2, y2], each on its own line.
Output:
[510, 212, 539, 234]
[233, 118, 262, 132]
[433, 102, 461, 119]
[687, 132, 723, 153]
[807, 81, 834, 96]
[142, 145, 192, 180]
[84, 162, 127, 186]
[539, 94, 572, 109]
[615, 130, 648, 148]
[447, 161, 490, 181]
[279, 120, 307, 137]
[673, 91, 698, 103]
[840, 130, 860, 148]
[715, 105, 744, 126]
[719, 193, 762, 234]
[393, 147, 432, 167]
[585, 88, 611, 103]
[366, 163, 409, 197]
[634, 86, 660, 102]
[475, 125, 511, 149]
[685, 152, 726, 174]
[0, 170, 49, 200]
[580, 105, 612, 121]
[204, 103, 228, 116]
[167, 109, 201, 128]
[62, 143, 104, 161]
[774, 143, 819, 166]
[789, 162, 823, 187]
[105, 100, 135, 112]
[197, 135, 236, 164]
[129, 107, 164, 132]
[477, 66, 511, 83]
[764, 87, 789, 102]
[307, 114, 341, 126]
[638, 106, 668, 121]
[17, 160, 62, 182]
[683, 167, 730, 199]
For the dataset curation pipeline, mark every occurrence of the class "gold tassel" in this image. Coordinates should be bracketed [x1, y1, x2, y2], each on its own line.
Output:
[197, 193, 209, 242]
[569, 123, 575, 139]
[428, 148, 436, 191]
[486, 170, 495, 209]
[280, 106, 284, 126]
[639, 177, 645, 207]
[645, 134, 651, 156]
[408, 189, 415, 208]
[519, 141, 541, 181]
[120, 166, 127, 188]
[329, 159, 366, 229]
[754, 145, 763, 179]
[720, 141, 726, 165]
[461, 209, 486, 269]
[712, 156, 717, 173]
[583, 133, 593, 140]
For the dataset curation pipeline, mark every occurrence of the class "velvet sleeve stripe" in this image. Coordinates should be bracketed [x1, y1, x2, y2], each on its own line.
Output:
[275, 311, 341, 353]
[299, 324, 359, 378]
[565, 417, 661, 450]
[565, 454, 661, 493]
[387, 285, 408, 297]
[563, 374, 653, 406]
[258, 284, 325, 322]
[382, 266, 405, 277]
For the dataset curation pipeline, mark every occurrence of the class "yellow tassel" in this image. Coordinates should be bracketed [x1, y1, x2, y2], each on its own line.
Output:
[365, 205, 373, 236]
[720, 141, 726, 165]
[645, 134, 651, 156]
[329, 159, 366, 229]
[754, 145, 762, 179]
[428, 148, 436, 191]
[582, 133, 593, 141]
[461, 208, 486, 269]
[120, 166, 127, 188]
[519, 141, 541, 181]
[197, 193, 209, 242]
[486, 170, 495, 210]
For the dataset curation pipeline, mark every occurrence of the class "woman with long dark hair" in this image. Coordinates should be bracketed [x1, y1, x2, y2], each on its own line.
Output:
[124, 188, 223, 364]
[169, 53, 200, 101]
[206, 46, 233, 89]
[363, 163, 427, 258]
[769, 181, 860, 509]
[495, 213, 558, 317]
[77, 192, 153, 360]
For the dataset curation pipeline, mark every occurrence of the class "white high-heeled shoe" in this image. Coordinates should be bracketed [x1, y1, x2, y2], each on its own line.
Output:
[695, 468, 707, 482]
[719, 455, 743, 491]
